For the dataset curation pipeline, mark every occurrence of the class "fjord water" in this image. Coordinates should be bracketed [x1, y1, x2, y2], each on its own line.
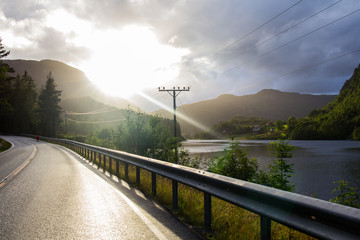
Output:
[183, 140, 360, 200]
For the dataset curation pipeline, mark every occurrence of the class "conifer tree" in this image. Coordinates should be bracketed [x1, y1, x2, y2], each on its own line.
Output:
[10, 71, 37, 133]
[37, 72, 62, 136]
[0, 37, 15, 132]
[268, 140, 295, 191]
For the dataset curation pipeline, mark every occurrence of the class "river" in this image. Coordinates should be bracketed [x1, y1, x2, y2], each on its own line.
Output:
[182, 140, 360, 201]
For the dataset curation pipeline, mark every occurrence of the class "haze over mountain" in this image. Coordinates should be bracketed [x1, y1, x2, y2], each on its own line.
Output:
[5, 59, 337, 138]
[153, 89, 336, 137]
[4, 59, 139, 111]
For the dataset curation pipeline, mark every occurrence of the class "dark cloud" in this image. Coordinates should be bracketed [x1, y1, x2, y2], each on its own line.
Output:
[61, 0, 140, 29]
[173, 0, 360, 100]
[0, 0, 46, 20]
[1, 0, 360, 111]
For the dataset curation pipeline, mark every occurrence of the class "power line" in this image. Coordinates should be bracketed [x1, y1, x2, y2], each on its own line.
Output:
[232, 48, 360, 92]
[223, 7, 360, 74]
[214, 0, 303, 56]
[190, 0, 303, 69]
[215, 0, 342, 69]
[65, 117, 125, 124]
[66, 107, 121, 116]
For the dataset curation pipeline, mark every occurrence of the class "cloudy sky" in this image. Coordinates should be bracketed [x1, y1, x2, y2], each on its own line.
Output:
[1, 0, 360, 111]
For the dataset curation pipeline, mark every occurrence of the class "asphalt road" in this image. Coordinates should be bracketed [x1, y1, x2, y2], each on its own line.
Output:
[0, 136, 36, 184]
[0, 136, 200, 240]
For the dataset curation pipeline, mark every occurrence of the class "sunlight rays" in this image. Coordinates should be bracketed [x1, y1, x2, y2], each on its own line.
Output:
[44, 9, 190, 98]
[137, 91, 218, 136]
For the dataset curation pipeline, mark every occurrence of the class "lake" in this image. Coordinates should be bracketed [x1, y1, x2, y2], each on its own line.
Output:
[182, 140, 360, 200]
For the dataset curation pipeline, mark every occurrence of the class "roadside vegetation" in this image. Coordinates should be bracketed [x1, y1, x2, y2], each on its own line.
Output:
[330, 180, 360, 208]
[0, 138, 11, 152]
[209, 140, 296, 192]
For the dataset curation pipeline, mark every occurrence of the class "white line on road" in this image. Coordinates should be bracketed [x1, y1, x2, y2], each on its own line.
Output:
[114, 185, 169, 240]
[0, 143, 37, 188]
[56, 144, 168, 240]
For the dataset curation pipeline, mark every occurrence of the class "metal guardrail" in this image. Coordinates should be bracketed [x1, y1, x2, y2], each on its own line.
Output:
[39, 136, 360, 240]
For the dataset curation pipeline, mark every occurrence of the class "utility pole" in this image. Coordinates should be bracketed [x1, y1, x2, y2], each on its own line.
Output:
[64, 112, 67, 134]
[158, 86, 190, 163]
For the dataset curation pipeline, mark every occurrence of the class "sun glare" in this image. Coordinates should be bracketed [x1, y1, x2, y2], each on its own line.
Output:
[82, 26, 189, 98]
[45, 9, 189, 98]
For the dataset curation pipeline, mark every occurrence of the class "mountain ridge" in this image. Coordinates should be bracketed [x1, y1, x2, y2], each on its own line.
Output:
[4, 59, 139, 110]
[4, 59, 337, 138]
[153, 89, 336, 137]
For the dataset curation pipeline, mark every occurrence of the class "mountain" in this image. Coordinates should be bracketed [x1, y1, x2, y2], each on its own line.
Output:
[4, 59, 139, 110]
[288, 64, 360, 140]
[60, 96, 108, 113]
[153, 89, 336, 137]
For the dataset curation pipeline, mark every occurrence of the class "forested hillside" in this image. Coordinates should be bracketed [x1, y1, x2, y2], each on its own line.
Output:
[154, 89, 336, 137]
[288, 64, 360, 140]
[4, 59, 138, 110]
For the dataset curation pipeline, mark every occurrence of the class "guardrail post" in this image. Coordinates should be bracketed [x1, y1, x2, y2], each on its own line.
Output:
[136, 166, 140, 184]
[260, 215, 271, 240]
[172, 180, 178, 210]
[125, 163, 129, 179]
[116, 159, 119, 177]
[151, 172, 156, 196]
[204, 192, 212, 232]
[97, 153, 100, 169]
[109, 157, 112, 175]
[103, 154, 106, 173]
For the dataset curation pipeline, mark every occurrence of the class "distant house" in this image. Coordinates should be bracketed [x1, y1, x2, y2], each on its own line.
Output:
[252, 125, 261, 132]
[266, 122, 275, 132]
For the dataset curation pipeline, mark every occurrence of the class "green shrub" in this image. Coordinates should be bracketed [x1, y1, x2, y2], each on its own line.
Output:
[352, 127, 360, 141]
[330, 180, 360, 208]
[0, 138, 11, 152]
[209, 141, 258, 181]
[267, 140, 296, 192]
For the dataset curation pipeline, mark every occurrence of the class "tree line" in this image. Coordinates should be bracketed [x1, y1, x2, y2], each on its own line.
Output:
[0, 37, 187, 164]
[83, 109, 194, 166]
[287, 64, 360, 140]
[0, 38, 62, 136]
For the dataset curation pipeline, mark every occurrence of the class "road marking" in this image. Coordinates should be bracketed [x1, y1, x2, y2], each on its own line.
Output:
[115, 188, 168, 240]
[54, 144, 168, 240]
[0, 139, 14, 156]
[0, 143, 37, 188]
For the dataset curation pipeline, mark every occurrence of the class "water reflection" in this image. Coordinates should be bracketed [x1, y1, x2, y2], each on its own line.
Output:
[183, 140, 360, 200]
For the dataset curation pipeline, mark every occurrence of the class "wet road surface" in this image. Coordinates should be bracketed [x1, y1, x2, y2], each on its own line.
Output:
[0, 136, 200, 240]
